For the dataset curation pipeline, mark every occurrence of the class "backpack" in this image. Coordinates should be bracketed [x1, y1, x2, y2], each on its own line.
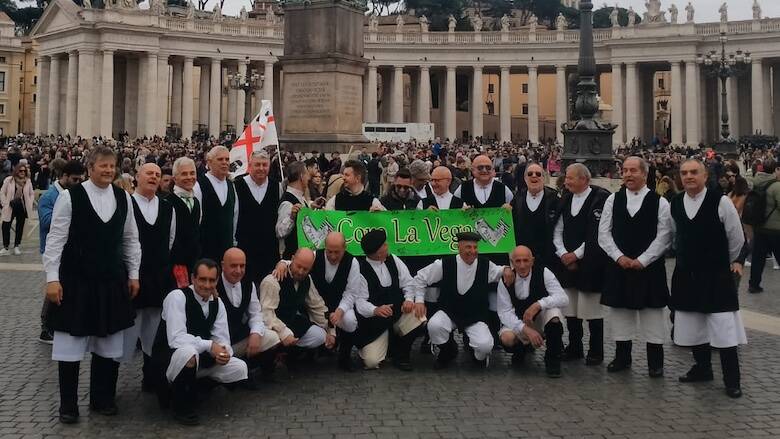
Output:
[742, 180, 779, 227]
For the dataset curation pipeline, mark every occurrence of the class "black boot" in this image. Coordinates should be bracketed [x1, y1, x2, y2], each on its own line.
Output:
[337, 331, 355, 372]
[433, 334, 458, 369]
[720, 347, 742, 398]
[508, 343, 527, 367]
[89, 354, 118, 416]
[607, 340, 632, 372]
[171, 366, 199, 426]
[562, 317, 584, 361]
[393, 326, 422, 372]
[544, 321, 564, 378]
[647, 343, 664, 378]
[141, 354, 157, 393]
[679, 344, 714, 383]
[58, 361, 80, 424]
[585, 319, 604, 366]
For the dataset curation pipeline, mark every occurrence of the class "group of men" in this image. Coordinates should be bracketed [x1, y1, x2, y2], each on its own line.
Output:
[40, 144, 748, 427]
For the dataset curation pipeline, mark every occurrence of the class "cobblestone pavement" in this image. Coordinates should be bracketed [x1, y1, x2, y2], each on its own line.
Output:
[2, 235, 780, 438]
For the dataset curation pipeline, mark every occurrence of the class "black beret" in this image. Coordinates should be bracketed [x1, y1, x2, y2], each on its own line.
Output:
[455, 231, 482, 242]
[361, 229, 387, 255]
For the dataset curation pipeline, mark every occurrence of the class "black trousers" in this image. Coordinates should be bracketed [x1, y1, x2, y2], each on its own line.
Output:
[1, 203, 26, 248]
[749, 231, 780, 288]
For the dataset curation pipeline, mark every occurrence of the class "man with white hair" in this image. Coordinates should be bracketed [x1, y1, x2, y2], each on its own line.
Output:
[168, 157, 201, 285]
[552, 163, 610, 366]
[194, 146, 238, 261]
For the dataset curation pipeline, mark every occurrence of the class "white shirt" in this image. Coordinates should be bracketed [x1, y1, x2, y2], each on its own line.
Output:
[220, 273, 265, 337]
[416, 191, 454, 210]
[193, 172, 239, 244]
[362, 254, 417, 308]
[676, 187, 745, 262]
[162, 287, 233, 355]
[454, 179, 514, 205]
[496, 267, 569, 334]
[131, 192, 177, 251]
[276, 186, 308, 238]
[553, 187, 593, 259]
[53, 181, 64, 194]
[412, 255, 506, 303]
[525, 190, 544, 212]
[43, 180, 141, 283]
[242, 175, 283, 205]
[597, 186, 672, 267]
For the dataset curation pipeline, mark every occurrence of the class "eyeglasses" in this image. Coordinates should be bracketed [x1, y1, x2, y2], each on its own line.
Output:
[526, 171, 542, 177]
[475, 165, 492, 172]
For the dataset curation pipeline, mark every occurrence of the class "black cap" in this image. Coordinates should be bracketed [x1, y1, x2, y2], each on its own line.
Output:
[361, 229, 387, 255]
[455, 231, 482, 242]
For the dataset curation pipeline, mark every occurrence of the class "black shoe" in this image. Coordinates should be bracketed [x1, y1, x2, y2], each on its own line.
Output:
[561, 344, 584, 361]
[393, 358, 413, 372]
[648, 367, 664, 378]
[240, 376, 263, 391]
[39, 330, 53, 344]
[678, 365, 714, 383]
[173, 411, 200, 426]
[607, 358, 631, 372]
[89, 402, 118, 416]
[59, 412, 79, 424]
[511, 351, 526, 367]
[545, 361, 562, 378]
[471, 356, 489, 369]
[748, 285, 764, 294]
[585, 352, 603, 366]
[337, 342, 355, 372]
[141, 378, 156, 393]
[725, 386, 743, 398]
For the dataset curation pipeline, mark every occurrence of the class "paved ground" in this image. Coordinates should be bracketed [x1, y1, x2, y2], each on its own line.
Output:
[3, 229, 780, 438]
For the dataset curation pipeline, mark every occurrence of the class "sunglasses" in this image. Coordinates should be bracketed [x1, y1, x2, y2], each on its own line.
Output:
[526, 171, 542, 177]
[475, 165, 492, 172]
[395, 185, 412, 190]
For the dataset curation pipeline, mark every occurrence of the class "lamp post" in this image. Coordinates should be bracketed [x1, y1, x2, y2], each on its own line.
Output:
[227, 58, 265, 128]
[696, 32, 750, 156]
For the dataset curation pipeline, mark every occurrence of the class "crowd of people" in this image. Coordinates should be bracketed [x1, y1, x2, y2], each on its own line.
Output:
[0, 132, 779, 426]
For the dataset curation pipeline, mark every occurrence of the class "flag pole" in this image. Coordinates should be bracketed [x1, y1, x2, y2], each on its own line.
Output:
[276, 143, 285, 181]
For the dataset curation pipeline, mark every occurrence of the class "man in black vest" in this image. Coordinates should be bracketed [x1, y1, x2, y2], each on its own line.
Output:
[168, 157, 201, 287]
[409, 159, 434, 201]
[671, 159, 746, 398]
[153, 259, 248, 425]
[194, 146, 237, 261]
[44, 146, 141, 424]
[512, 162, 561, 268]
[325, 159, 384, 211]
[235, 151, 281, 283]
[353, 229, 426, 371]
[497, 246, 568, 377]
[379, 168, 419, 210]
[552, 163, 610, 366]
[276, 161, 310, 259]
[413, 232, 514, 369]
[598, 157, 672, 377]
[121, 163, 176, 393]
[219, 248, 280, 386]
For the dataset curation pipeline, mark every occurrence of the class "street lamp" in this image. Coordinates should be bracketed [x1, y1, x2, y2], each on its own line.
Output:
[227, 58, 265, 128]
[696, 32, 750, 154]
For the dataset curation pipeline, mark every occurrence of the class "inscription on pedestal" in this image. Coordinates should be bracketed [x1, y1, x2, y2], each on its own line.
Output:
[288, 79, 333, 119]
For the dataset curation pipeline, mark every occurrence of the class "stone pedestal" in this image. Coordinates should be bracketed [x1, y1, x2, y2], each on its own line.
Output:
[279, 0, 369, 153]
[714, 140, 739, 159]
[561, 127, 616, 176]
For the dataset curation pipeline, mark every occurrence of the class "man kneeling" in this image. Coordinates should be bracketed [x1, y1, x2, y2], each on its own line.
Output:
[497, 246, 568, 377]
[153, 259, 248, 426]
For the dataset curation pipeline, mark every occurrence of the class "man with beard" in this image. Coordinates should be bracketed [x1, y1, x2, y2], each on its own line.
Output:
[325, 159, 384, 211]
[379, 168, 419, 210]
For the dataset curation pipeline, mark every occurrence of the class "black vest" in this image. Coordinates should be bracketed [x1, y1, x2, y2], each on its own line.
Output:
[168, 193, 201, 270]
[379, 193, 418, 210]
[198, 175, 235, 261]
[132, 196, 174, 309]
[670, 189, 737, 313]
[334, 190, 374, 211]
[354, 255, 404, 348]
[234, 176, 280, 252]
[276, 275, 312, 328]
[421, 193, 464, 209]
[281, 190, 304, 259]
[459, 180, 506, 208]
[217, 278, 254, 344]
[512, 187, 560, 265]
[438, 256, 490, 328]
[507, 265, 549, 318]
[183, 287, 220, 340]
[310, 250, 353, 312]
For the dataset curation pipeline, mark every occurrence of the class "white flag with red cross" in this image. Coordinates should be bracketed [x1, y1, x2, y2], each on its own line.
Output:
[229, 100, 278, 176]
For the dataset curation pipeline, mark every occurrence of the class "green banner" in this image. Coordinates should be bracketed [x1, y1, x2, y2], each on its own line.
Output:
[296, 207, 516, 256]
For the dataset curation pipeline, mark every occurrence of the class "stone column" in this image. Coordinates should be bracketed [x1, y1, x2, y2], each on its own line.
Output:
[35, 57, 49, 135]
[76, 49, 95, 137]
[556, 65, 568, 145]
[227, 64, 237, 131]
[685, 61, 701, 146]
[751, 58, 764, 135]
[236, 59, 248, 129]
[143, 52, 158, 137]
[445, 66, 456, 141]
[417, 66, 431, 124]
[763, 64, 773, 135]
[171, 61, 182, 126]
[670, 61, 683, 145]
[527, 65, 539, 145]
[263, 59, 274, 103]
[727, 76, 739, 138]
[610, 63, 623, 147]
[773, 65, 780, 137]
[100, 50, 114, 139]
[471, 65, 483, 139]
[199, 63, 210, 126]
[65, 50, 78, 136]
[390, 66, 404, 123]
[157, 54, 169, 136]
[182, 56, 194, 139]
[499, 66, 511, 143]
[47, 55, 61, 135]
[209, 58, 222, 137]
[363, 64, 377, 123]
[625, 62, 640, 142]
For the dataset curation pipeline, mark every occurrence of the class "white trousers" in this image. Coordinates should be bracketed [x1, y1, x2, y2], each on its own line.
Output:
[52, 330, 125, 362]
[499, 308, 564, 344]
[231, 331, 281, 358]
[564, 288, 605, 320]
[119, 308, 161, 362]
[336, 309, 358, 333]
[673, 311, 748, 348]
[427, 310, 493, 361]
[608, 307, 666, 344]
[358, 313, 425, 369]
[165, 345, 248, 384]
[296, 325, 327, 349]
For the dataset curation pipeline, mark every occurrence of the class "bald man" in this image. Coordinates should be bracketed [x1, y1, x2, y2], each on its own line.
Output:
[194, 146, 239, 261]
[497, 246, 568, 377]
[259, 248, 331, 373]
[121, 163, 177, 392]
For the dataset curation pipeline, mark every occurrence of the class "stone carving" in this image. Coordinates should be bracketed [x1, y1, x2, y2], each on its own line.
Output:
[266, 7, 275, 25]
[669, 4, 678, 24]
[395, 14, 404, 33]
[500, 14, 510, 32]
[528, 13, 537, 32]
[116, 0, 135, 9]
[753, 1, 761, 20]
[185, 1, 194, 19]
[82, 0, 92, 8]
[719, 2, 727, 24]
[643, 0, 666, 24]
[240, 6, 248, 21]
[471, 14, 483, 32]
[419, 15, 428, 33]
[610, 5, 620, 27]
[685, 1, 694, 23]
[556, 13, 567, 31]
[212, 3, 222, 21]
[627, 6, 636, 27]
[448, 14, 457, 33]
[368, 13, 378, 32]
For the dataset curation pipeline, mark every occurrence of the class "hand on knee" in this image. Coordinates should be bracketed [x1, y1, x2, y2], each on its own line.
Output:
[500, 332, 517, 348]
[185, 356, 197, 368]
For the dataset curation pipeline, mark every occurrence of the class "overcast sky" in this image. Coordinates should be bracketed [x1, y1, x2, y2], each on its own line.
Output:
[157, 0, 778, 24]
